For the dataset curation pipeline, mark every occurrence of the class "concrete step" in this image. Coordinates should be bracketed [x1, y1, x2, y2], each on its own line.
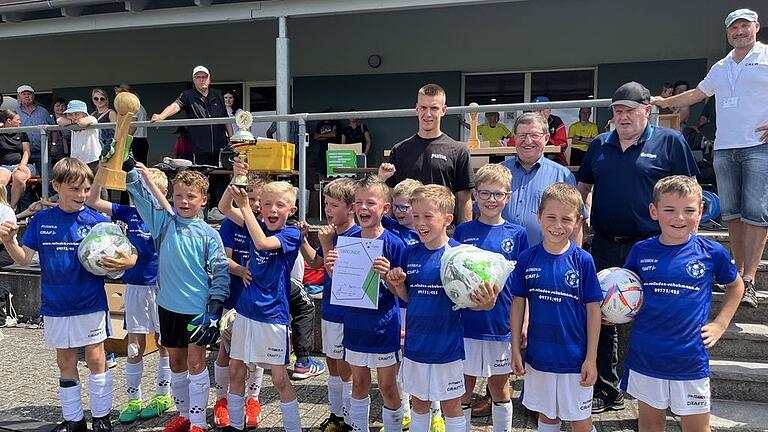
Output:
[710, 323, 768, 362]
[710, 359, 768, 403]
[711, 399, 768, 432]
[699, 231, 768, 261]
[710, 290, 768, 324]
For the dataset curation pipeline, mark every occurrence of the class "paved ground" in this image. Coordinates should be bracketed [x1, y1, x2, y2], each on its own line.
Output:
[0, 327, 675, 432]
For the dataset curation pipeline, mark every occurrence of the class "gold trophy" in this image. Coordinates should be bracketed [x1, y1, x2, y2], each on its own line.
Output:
[94, 92, 140, 190]
[466, 102, 480, 149]
[229, 111, 257, 188]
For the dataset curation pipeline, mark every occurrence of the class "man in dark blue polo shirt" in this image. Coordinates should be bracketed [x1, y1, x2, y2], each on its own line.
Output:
[576, 81, 699, 413]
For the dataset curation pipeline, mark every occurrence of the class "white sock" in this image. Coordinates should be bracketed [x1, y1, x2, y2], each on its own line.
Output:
[492, 401, 512, 432]
[125, 361, 143, 401]
[170, 371, 190, 419]
[444, 415, 466, 432]
[399, 383, 411, 417]
[430, 400, 442, 418]
[350, 395, 371, 432]
[382, 405, 404, 432]
[227, 392, 246, 430]
[327, 375, 344, 417]
[342, 379, 353, 424]
[88, 371, 113, 418]
[538, 419, 562, 432]
[280, 399, 302, 432]
[214, 363, 229, 400]
[156, 356, 171, 396]
[59, 381, 84, 422]
[411, 411, 430, 432]
[247, 366, 264, 400]
[463, 404, 472, 432]
[188, 370, 210, 428]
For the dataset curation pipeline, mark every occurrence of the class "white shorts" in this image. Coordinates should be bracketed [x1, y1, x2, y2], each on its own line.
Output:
[123, 284, 160, 334]
[321, 319, 345, 360]
[344, 348, 400, 369]
[400, 358, 465, 402]
[462, 338, 512, 377]
[625, 369, 710, 415]
[229, 316, 290, 366]
[522, 364, 594, 421]
[44, 311, 110, 349]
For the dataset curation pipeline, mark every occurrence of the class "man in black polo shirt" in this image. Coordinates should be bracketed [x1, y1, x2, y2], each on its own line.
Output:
[576, 81, 699, 413]
[152, 66, 232, 165]
[378, 83, 474, 223]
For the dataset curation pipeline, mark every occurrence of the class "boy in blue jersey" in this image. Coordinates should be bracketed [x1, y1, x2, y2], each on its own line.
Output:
[219, 180, 303, 432]
[297, 177, 359, 432]
[87, 168, 173, 424]
[510, 183, 602, 432]
[125, 163, 230, 432]
[453, 164, 528, 432]
[0, 158, 138, 432]
[383, 178, 422, 247]
[621, 176, 744, 432]
[212, 178, 266, 429]
[386, 184, 500, 432]
[324, 176, 406, 432]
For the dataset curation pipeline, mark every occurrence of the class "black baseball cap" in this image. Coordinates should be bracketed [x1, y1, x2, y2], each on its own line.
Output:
[611, 81, 651, 108]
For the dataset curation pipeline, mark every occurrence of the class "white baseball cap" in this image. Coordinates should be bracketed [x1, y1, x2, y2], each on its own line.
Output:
[16, 85, 34, 94]
[725, 8, 758, 27]
[192, 66, 210, 77]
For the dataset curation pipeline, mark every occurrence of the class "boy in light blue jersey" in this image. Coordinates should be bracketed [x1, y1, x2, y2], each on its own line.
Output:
[621, 176, 743, 431]
[386, 184, 500, 432]
[325, 176, 406, 432]
[87, 169, 173, 424]
[511, 183, 602, 432]
[453, 164, 528, 432]
[125, 163, 230, 432]
[0, 158, 139, 432]
[219, 178, 302, 432]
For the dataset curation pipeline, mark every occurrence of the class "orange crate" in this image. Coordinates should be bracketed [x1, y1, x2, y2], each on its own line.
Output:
[247, 141, 295, 172]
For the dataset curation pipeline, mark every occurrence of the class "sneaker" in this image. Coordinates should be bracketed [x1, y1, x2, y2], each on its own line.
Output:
[591, 394, 625, 414]
[213, 397, 230, 427]
[741, 279, 759, 308]
[105, 352, 117, 369]
[245, 398, 262, 427]
[402, 414, 411, 431]
[429, 415, 445, 432]
[91, 415, 113, 432]
[118, 399, 143, 424]
[51, 418, 88, 432]
[189, 426, 207, 432]
[318, 413, 345, 432]
[470, 392, 492, 417]
[139, 394, 173, 419]
[292, 356, 326, 380]
[162, 416, 191, 432]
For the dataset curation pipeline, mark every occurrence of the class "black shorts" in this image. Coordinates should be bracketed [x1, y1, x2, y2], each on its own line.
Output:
[158, 306, 197, 348]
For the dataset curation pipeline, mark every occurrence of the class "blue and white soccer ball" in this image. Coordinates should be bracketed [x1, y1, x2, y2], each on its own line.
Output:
[77, 222, 132, 279]
[597, 267, 643, 325]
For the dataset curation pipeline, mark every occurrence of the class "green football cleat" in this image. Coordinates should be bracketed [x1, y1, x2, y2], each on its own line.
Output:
[118, 399, 142, 424]
[139, 394, 173, 419]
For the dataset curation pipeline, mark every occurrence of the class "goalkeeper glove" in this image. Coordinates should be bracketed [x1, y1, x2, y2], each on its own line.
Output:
[187, 299, 224, 346]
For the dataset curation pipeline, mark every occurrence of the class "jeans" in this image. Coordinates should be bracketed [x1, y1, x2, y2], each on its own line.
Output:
[713, 143, 768, 226]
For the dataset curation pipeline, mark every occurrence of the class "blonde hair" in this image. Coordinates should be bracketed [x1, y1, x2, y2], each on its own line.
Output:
[324, 177, 356, 205]
[173, 170, 209, 195]
[393, 179, 423, 199]
[52, 157, 94, 186]
[653, 175, 702, 205]
[538, 183, 583, 218]
[146, 168, 168, 192]
[474, 164, 512, 190]
[0, 184, 8, 207]
[262, 180, 297, 204]
[356, 176, 391, 203]
[418, 83, 446, 99]
[410, 184, 455, 215]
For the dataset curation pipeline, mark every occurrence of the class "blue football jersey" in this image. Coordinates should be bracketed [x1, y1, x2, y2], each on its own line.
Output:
[236, 225, 301, 325]
[382, 215, 419, 246]
[453, 220, 529, 341]
[22, 207, 110, 317]
[111, 204, 158, 286]
[511, 242, 602, 373]
[219, 218, 250, 310]
[342, 229, 405, 354]
[622, 235, 738, 381]
[317, 224, 362, 323]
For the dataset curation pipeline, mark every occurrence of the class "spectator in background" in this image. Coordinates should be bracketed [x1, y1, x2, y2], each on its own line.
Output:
[341, 116, 372, 155]
[312, 114, 341, 178]
[49, 98, 71, 166]
[223, 90, 245, 133]
[0, 110, 35, 210]
[172, 127, 193, 161]
[15, 85, 53, 170]
[478, 112, 511, 147]
[90, 88, 117, 155]
[567, 108, 598, 165]
[114, 84, 150, 165]
[671, 80, 691, 126]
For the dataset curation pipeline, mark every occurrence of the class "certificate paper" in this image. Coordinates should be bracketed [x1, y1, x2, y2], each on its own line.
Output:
[330, 236, 383, 310]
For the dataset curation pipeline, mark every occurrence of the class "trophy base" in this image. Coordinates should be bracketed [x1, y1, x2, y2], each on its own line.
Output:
[94, 166, 127, 191]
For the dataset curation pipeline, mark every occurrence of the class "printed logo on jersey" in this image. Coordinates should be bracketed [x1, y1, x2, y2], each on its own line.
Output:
[76, 225, 91, 239]
[564, 269, 580, 288]
[685, 260, 706, 279]
[501, 238, 515, 255]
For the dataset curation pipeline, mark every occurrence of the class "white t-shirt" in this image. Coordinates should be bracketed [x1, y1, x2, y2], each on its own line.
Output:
[133, 104, 147, 138]
[0, 204, 16, 224]
[698, 42, 768, 150]
[70, 115, 101, 164]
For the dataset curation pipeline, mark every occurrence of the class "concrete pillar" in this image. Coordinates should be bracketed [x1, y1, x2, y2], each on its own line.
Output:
[276, 16, 290, 142]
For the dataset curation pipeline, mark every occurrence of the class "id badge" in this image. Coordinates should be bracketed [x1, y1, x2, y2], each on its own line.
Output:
[723, 97, 739, 109]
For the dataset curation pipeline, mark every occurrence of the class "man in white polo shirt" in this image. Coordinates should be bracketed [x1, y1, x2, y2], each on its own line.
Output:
[654, 8, 767, 308]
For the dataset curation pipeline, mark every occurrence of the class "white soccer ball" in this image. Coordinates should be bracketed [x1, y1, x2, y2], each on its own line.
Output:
[598, 267, 644, 324]
[77, 222, 132, 279]
[440, 244, 516, 310]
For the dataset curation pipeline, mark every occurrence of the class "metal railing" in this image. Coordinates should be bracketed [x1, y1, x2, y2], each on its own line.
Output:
[0, 98, 621, 220]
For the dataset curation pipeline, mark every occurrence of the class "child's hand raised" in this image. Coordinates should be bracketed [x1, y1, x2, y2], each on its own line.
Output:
[580, 359, 597, 387]
[701, 321, 727, 348]
[232, 156, 249, 177]
[372, 256, 390, 277]
[134, 162, 150, 179]
[0, 221, 18, 243]
[470, 281, 500, 310]
[386, 267, 406, 285]
[318, 225, 335, 244]
[295, 221, 310, 239]
[228, 185, 249, 209]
